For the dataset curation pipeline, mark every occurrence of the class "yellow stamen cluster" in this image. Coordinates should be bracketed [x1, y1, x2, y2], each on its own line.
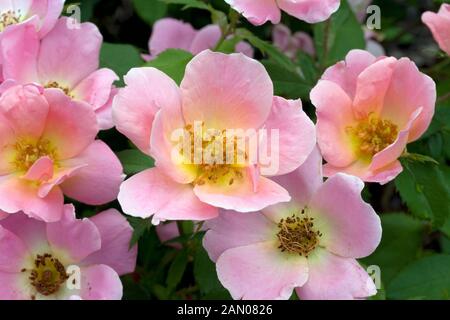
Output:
[277, 209, 322, 257]
[183, 123, 247, 187]
[13, 139, 58, 172]
[45, 81, 74, 98]
[26, 254, 69, 296]
[0, 10, 21, 32]
[347, 113, 398, 158]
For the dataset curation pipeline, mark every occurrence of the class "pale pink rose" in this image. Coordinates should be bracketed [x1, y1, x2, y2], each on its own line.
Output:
[203, 148, 381, 300]
[0, 17, 119, 129]
[0, 205, 137, 300]
[272, 24, 315, 58]
[224, 0, 340, 25]
[114, 50, 316, 223]
[311, 50, 436, 184]
[143, 18, 254, 61]
[422, 4, 450, 56]
[0, 84, 124, 222]
[0, 0, 63, 37]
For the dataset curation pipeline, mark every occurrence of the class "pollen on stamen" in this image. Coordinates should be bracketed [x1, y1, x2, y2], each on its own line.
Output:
[29, 253, 69, 296]
[45, 81, 74, 98]
[182, 123, 248, 187]
[0, 10, 22, 32]
[347, 113, 398, 158]
[13, 139, 58, 172]
[276, 210, 322, 257]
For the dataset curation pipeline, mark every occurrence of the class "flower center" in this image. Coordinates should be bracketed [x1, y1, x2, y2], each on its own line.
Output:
[13, 139, 58, 172]
[0, 10, 22, 32]
[182, 123, 247, 186]
[45, 81, 74, 98]
[276, 210, 322, 257]
[347, 113, 398, 158]
[27, 254, 69, 296]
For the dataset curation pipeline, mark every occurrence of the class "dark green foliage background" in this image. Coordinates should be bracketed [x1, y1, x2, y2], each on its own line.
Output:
[65, 0, 450, 300]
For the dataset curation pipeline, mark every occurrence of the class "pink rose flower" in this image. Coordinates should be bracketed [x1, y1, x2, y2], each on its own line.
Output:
[311, 50, 436, 184]
[0, 84, 124, 222]
[0, 0, 63, 37]
[272, 24, 315, 58]
[0, 17, 119, 129]
[0, 205, 137, 300]
[422, 4, 450, 56]
[114, 50, 316, 223]
[224, 0, 340, 25]
[143, 18, 254, 61]
[203, 148, 381, 300]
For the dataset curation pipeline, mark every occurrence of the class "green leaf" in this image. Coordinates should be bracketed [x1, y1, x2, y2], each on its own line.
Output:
[117, 149, 154, 175]
[387, 254, 450, 300]
[262, 60, 312, 99]
[361, 213, 424, 285]
[313, 0, 365, 67]
[400, 153, 439, 165]
[160, 0, 209, 10]
[395, 161, 450, 227]
[166, 249, 189, 290]
[194, 246, 229, 297]
[128, 217, 153, 248]
[144, 49, 194, 84]
[100, 43, 143, 85]
[133, 0, 168, 25]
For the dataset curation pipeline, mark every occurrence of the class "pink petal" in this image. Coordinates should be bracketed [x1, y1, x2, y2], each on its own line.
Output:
[422, 5, 450, 56]
[82, 209, 137, 276]
[95, 87, 117, 130]
[235, 41, 254, 58]
[322, 49, 376, 99]
[41, 88, 98, 160]
[203, 210, 276, 261]
[112, 67, 181, 155]
[370, 108, 422, 172]
[296, 249, 377, 300]
[0, 224, 29, 272]
[277, 0, 340, 23]
[216, 241, 308, 299]
[0, 175, 64, 222]
[79, 264, 122, 300]
[309, 173, 382, 258]
[117, 168, 218, 223]
[0, 212, 48, 254]
[381, 58, 436, 142]
[47, 204, 101, 263]
[272, 24, 291, 51]
[311, 80, 356, 167]
[352, 57, 397, 118]
[148, 18, 196, 56]
[181, 50, 273, 130]
[60, 140, 124, 205]
[190, 24, 221, 54]
[224, 0, 281, 25]
[0, 21, 39, 83]
[22, 156, 54, 182]
[263, 147, 323, 222]
[194, 172, 290, 213]
[261, 96, 316, 176]
[72, 68, 119, 111]
[0, 84, 48, 139]
[150, 108, 198, 184]
[324, 160, 403, 185]
[30, 0, 65, 37]
[37, 17, 101, 88]
[0, 272, 30, 300]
